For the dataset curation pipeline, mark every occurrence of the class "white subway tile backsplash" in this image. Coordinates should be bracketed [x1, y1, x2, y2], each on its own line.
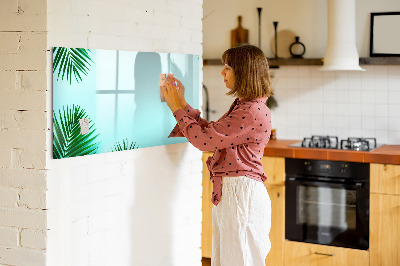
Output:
[348, 71, 362, 90]
[374, 65, 388, 77]
[361, 90, 375, 104]
[310, 66, 323, 77]
[349, 128, 362, 137]
[204, 65, 400, 144]
[298, 67, 311, 78]
[337, 90, 350, 103]
[388, 104, 400, 117]
[310, 77, 324, 90]
[362, 128, 375, 138]
[323, 115, 336, 129]
[348, 116, 362, 129]
[374, 117, 389, 130]
[389, 117, 400, 131]
[348, 90, 362, 103]
[285, 66, 298, 77]
[361, 104, 375, 117]
[374, 78, 388, 91]
[311, 113, 323, 126]
[362, 116, 375, 130]
[323, 103, 336, 116]
[388, 65, 400, 76]
[335, 73, 349, 90]
[336, 103, 349, 116]
[323, 87, 336, 103]
[336, 116, 348, 129]
[388, 76, 400, 91]
[286, 77, 299, 89]
[322, 70, 335, 78]
[298, 77, 311, 89]
[388, 131, 400, 143]
[388, 91, 400, 104]
[374, 130, 389, 144]
[375, 104, 389, 117]
[374, 90, 388, 104]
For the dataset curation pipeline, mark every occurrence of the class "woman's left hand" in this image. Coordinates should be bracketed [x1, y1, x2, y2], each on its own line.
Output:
[160, 78, 184, 113]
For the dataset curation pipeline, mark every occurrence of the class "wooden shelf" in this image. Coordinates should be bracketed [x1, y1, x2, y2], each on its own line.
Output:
[203, 58, 323, 67]
[203, 57, 400, 67]
[359, 57, 400, 65]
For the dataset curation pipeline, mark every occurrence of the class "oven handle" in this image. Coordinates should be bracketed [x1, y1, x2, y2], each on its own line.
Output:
[313, 252, 335, 257]
[286, 177, 364, 189]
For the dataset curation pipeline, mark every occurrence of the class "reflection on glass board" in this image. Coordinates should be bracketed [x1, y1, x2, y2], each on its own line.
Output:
[52, 47, 200, 159]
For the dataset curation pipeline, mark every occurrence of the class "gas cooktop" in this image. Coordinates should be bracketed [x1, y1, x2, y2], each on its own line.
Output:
[289, 135, 383, 151]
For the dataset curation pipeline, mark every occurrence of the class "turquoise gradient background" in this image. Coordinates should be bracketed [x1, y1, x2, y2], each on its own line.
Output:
[53, 48, 200, 156]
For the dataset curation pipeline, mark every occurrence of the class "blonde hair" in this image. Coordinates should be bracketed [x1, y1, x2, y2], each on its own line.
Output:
[221, 44, 273, 99]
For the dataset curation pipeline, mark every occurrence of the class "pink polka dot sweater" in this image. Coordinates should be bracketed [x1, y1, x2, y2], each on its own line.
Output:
[168, 97, 272, 206]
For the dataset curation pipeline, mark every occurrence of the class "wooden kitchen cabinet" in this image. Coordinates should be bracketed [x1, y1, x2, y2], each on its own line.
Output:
[370, 163, 400, 266]
[201, 154, 286, 265]
[264, 184, 285, 266]
[262, 156, 285, 266]
[284, 241, 369, 266]
[202, 152, 213, 258]
[370, 163, 400, 195]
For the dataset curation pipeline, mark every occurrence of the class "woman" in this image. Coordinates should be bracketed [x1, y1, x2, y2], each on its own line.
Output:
[161, 44, 273, 266]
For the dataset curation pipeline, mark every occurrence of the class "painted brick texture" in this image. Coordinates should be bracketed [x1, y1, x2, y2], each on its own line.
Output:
[0, 0, 48, 265]
[46, 0, 203, 266]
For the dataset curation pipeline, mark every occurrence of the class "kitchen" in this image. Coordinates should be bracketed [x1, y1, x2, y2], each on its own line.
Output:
[202, 0, 400, 265]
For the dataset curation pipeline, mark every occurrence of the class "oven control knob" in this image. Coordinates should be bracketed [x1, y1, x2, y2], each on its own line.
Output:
[305, 162, 312, 171]
[340, 164, 347, 174]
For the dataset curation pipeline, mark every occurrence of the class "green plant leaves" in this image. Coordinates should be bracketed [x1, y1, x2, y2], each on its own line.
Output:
[53, 47, 93, 84]
[53, 105, 100, 159]
[112, 138, 139, 152]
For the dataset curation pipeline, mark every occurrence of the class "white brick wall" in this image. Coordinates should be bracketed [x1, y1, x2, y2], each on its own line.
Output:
[46, 1, 203, 266]
[0, 0, 48, 265]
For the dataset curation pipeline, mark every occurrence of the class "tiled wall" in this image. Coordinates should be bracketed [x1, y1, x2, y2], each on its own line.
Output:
[203, 65, 400, 145]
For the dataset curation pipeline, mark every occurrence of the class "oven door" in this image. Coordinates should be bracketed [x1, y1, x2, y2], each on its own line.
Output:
[285, 177, 369, 250]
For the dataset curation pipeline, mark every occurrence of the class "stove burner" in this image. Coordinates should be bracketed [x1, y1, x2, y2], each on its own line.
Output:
[295, 136, 379, 151]
[301, 135, 339, 149]
[340, 137, 377, 151]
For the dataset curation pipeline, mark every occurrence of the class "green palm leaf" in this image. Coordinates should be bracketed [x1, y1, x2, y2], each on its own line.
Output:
[53, 105, 100, 159]
[53, 47, 93, 85]
[112, 138, 139, 152]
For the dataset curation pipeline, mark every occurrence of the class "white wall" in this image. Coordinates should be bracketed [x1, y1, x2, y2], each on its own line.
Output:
[203, 0, 400, 145]
[46, 0, 203, 266]
[203, 0, 400, 58]
[0, 0, 48, 265]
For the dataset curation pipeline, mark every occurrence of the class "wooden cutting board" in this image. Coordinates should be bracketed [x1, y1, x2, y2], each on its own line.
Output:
[231, 16, 249, 48]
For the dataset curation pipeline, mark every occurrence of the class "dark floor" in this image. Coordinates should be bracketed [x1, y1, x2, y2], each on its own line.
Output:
[202, 257, 211, 266]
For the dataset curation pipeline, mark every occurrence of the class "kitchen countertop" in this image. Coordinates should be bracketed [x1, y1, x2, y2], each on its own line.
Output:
[263, 139, 400, 165]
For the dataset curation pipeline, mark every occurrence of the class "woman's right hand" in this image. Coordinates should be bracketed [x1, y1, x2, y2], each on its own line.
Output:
[169, 76, 187, 108]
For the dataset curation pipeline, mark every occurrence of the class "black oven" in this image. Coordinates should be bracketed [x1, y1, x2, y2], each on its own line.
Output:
[285, 158, 369, 250]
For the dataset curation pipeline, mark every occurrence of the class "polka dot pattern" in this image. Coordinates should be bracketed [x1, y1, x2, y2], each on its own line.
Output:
[168, 97, 272, 206]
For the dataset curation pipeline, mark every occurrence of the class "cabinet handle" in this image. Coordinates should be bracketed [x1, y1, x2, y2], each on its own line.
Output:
[314, 252, 335, 257]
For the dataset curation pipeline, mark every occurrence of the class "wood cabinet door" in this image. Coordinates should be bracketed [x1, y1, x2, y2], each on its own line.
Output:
[202, 152, 213, 258]
[201, 154, 286, 263]
[284, 241, 369, 266]
[262, 156, 285, 186]
[265, 184, 285, 266]
[370, 193, 400, 266]
[370, 163, 400, 195]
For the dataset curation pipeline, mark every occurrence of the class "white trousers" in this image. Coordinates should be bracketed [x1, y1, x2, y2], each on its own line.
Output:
[212, 176, 272, 266]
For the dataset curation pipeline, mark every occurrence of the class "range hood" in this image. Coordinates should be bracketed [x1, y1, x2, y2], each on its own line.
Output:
[320, 0, 365, 71]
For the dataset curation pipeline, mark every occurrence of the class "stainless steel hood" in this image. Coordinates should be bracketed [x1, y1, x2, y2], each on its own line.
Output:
[320, 0, 365, 71]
